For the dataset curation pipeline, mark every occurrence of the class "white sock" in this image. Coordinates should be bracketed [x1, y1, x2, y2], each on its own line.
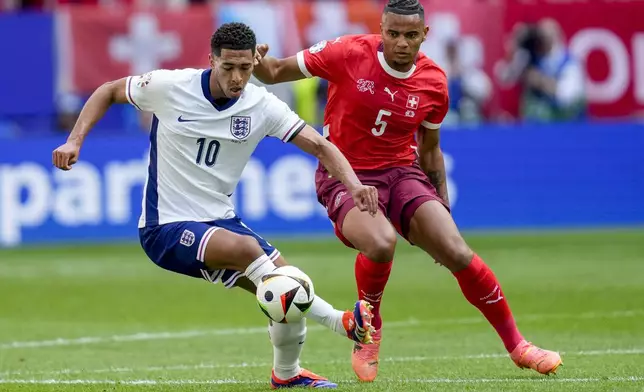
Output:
[244, 254, 276, 286]
[269, 318, 306, 380]
[305, 295, 345, 336]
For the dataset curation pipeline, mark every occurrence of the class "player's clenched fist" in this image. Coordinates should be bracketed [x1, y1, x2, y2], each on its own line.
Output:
[350, 185, 379, 216]
[52, 142, 80, 171]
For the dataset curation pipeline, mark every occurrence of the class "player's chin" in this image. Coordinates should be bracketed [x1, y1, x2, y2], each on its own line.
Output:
[394, 56, 413, 65]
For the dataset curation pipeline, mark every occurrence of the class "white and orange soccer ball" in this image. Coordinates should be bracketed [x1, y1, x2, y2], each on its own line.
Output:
[256, 266, 315, 324]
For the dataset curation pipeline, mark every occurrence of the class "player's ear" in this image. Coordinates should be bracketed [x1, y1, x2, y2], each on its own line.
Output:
[208, 53, 215, 68]
[423, 26, 429, 41]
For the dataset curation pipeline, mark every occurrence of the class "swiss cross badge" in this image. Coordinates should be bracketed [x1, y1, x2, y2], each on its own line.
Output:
[309, 40, 327, 54]
[406, 95, 420, 110]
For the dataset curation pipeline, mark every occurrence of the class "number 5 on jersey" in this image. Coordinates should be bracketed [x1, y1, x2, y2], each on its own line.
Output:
[372, 109, 392, 136]
[196, 138, 220, 167]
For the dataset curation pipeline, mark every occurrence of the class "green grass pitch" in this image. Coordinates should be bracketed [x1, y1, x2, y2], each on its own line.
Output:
[1, 229, 643, 391]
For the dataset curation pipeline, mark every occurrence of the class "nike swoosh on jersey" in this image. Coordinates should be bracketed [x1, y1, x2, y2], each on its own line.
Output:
[178, 115, 197, 123]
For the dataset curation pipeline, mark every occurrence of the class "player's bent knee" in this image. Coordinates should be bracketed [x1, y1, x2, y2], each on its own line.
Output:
[343, 207, 397, 262]
[363, 230, 397, 262]
[231, 234, 266, 264]
[442, 235, 474, 271]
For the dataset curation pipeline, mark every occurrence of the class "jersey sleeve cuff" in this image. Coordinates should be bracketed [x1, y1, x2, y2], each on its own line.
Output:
[296, 51, 313, 78]
[421, 120, 441, 130]
[125, 76, 143, 111]
[282, 119, 306, 143]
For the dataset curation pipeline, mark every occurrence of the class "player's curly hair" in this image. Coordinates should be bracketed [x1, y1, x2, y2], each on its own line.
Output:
[210, 22, 256, 56]
[384, 0, 424, 18]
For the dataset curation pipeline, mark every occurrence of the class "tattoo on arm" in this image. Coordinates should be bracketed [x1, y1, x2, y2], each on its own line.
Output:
[425, 170, 449, 203]
[425, 170, 443, 188]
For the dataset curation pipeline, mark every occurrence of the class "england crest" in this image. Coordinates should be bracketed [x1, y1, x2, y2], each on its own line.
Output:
[136, 72, 152, 88]
[230, 116, 251, 140]
[180, 230, 195, 247]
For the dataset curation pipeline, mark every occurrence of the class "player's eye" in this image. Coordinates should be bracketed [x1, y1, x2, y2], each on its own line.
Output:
[388, 31, 398, 38]
[222, 66, 233, 71]
[406, 32, 419, 39]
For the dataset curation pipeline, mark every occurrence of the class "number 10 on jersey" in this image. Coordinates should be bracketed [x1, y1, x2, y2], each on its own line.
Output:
[196, 138, 220, 167]
[372, 109, 392, 136]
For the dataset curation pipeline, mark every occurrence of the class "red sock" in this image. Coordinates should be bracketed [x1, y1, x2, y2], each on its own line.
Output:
[453, 254, 524, 352]
[355, 253, 392, 331]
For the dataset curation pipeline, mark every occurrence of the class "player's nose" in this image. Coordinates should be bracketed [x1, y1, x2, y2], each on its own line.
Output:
[233, 70, 246, 83]
[396, 39, 409, 49]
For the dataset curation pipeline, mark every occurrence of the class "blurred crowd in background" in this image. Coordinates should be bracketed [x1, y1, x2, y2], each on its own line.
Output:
[0, 0, 642, 138]
[2, 0, 208, 9]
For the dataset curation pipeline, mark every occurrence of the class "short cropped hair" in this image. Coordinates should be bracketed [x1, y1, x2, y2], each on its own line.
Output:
[210, 22, 256, 56]
[384, 0, 425, 19]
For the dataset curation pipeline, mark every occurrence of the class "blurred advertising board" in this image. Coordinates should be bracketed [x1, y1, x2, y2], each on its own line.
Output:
[1, 123, 642, 247]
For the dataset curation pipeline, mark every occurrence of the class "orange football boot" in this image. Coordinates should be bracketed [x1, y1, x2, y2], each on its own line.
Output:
[510, 340, 563, 375]
[351, 329, 381, 382]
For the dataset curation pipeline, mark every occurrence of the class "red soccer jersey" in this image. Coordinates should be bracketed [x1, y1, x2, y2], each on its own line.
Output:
[297, 34, 449, 170]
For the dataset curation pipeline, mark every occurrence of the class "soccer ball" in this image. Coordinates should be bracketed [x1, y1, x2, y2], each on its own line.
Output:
[256, 266, 315, 324]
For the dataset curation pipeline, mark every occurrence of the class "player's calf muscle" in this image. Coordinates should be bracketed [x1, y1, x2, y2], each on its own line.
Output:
[233, 277, 257, 294]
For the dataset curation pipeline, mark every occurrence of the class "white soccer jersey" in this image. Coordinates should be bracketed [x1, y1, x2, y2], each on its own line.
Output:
[125, 68, 306, 228]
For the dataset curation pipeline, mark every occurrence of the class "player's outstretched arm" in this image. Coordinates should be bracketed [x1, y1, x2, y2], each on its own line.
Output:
[253, 44, 306, 85]
[291, 126, 378, 216]
[417, 127, 450, 206]
[52, 78, 129, 171]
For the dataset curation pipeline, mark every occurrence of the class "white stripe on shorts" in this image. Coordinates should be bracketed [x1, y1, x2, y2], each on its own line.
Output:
[211, 269, 224, 282]
[197, 227, 221, 262]
[223, 271, 243, 288]
[268, 249, 280, 262]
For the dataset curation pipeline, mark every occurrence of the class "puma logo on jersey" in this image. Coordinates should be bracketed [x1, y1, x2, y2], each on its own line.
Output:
[384, 87, 398, 101]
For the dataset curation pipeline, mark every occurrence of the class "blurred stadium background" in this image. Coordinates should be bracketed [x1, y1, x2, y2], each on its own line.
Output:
[0, 0, 643, 391]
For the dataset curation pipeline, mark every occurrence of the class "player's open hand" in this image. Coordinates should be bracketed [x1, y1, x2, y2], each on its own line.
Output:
[254, 44, 269, 66]
[52, 141, 80, 171]
[351, 185, 379, 216]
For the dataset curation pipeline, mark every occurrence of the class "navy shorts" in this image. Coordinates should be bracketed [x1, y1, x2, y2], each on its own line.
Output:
[139, 216, 280, 288]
